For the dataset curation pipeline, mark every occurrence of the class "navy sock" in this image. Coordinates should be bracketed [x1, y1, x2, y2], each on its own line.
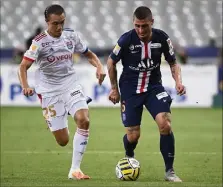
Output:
[123, 134, 138, 157]
[160, 132, 175, 172]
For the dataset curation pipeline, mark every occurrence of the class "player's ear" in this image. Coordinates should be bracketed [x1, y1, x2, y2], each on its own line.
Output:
[151, 18, 154, 25]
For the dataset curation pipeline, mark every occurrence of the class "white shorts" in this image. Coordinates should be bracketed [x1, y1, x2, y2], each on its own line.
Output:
[39, 87, 88, 132]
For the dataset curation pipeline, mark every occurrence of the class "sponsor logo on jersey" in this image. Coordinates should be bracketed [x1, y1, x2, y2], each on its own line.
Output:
[47, 54, 72, 62]
[150, 43, 161, 48]
[41, 41, 54, 47]
[166, 38, 174, 55]
[131, 50, 140, 54]
[129, 59, 158, 72]
[70, 90, 81, 97]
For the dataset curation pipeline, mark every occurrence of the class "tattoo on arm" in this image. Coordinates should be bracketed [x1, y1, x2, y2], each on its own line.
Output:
[170, 63, 182, 84]
[107, 58, 118, 89]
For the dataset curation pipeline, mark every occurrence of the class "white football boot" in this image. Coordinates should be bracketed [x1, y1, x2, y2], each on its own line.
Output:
[165, 169, 182, 182]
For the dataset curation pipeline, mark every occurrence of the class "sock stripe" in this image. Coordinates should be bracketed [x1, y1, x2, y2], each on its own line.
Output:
[76, 128, 89, 137]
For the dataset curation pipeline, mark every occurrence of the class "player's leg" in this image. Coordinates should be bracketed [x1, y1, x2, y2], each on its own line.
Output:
[145, 86, 182, 182]
[40, 95, 69, 146]
[121, 95, 144, 158]
[52, 128, 69, 146]
[155, 112, 181, 182]
[49, 96, 91, 145]
[67, 94, 90, 180]
[124, 125, 140, 158]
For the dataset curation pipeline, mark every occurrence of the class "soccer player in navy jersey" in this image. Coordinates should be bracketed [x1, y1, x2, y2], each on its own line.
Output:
[107, 6, 186, 182]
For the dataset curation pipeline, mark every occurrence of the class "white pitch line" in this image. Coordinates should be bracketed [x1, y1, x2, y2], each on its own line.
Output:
[2, 151, 219, 155]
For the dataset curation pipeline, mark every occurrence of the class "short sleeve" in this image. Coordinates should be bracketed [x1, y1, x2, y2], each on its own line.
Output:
[161, 31, 176, 63]
[74, 33, 88, 54]
[110, 34, 127, 63]
[23, 40, 41, 62]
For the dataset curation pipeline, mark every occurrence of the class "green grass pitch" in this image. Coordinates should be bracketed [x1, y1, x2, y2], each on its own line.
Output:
[1, 107, 222, 187]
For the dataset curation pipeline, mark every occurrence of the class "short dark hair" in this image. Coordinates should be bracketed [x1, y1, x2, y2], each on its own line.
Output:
[133, 6, 153, 20]
[44, 4, 65, 21]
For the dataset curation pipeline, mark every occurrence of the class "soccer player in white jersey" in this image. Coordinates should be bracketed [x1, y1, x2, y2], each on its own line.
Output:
[18, 4, 106, 180]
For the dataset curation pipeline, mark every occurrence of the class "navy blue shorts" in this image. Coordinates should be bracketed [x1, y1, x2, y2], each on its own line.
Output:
[120, 85, 172, 127]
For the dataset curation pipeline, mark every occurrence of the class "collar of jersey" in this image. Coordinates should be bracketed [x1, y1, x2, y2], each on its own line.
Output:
[45, 30, 62, 40]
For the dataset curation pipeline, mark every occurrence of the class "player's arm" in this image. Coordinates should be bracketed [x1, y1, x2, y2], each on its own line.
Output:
[73, 32, 105, 85]
[169, 62, 182, 85]
[107, 57, 120, 104]
[162, 33, 186, 95]
[107, 40, 124, 104]
[18, 58, 34, 96]
[18, 40, 40, 96]
[168, 62, 186, 96]
[83, 50, 106, 85]
[107, 57, 118, 91]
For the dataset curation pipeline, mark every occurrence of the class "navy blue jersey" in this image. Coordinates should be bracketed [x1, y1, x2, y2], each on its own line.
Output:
[110, 28, 176, 98]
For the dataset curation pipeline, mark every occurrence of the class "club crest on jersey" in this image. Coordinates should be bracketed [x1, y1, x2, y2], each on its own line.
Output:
[66, 41, 73, 50]
[129, 44, 134, 50]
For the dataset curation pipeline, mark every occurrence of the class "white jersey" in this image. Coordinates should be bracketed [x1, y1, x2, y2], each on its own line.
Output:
[24, 29, 88, 98]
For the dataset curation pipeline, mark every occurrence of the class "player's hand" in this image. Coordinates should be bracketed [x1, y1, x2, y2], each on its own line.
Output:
[96, 66, 106, 85]
[22, 87, 34, 97]
[109, 88, 120, 104]
[175, 83, 186, 96]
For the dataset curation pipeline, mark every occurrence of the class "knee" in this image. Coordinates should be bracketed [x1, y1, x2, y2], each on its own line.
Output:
[156, 112, 172, 135]
[128, 133, 140, 143]
[56, 137, 69, 147]
[76, 117, 90, 130]
[159, 122, 172, 135]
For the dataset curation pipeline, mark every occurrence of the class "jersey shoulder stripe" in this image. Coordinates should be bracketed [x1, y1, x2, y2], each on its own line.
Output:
[34, 32, 47, 42]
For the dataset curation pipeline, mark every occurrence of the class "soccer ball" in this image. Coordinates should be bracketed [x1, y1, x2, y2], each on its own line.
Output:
[115, 157, 140, 181]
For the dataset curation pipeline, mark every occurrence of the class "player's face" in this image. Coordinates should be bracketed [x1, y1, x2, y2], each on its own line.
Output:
[133, 17, 154, 42]
[47, 13, 65, 38]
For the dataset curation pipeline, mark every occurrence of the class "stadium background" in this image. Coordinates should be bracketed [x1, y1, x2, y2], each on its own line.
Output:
[1, 0, 222, 187]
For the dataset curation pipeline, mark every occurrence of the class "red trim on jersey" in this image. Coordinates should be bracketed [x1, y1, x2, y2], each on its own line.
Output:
[139, 72, 147, 93]
[23, 56, 35, 62]
[34, 33, 47, 41]
[139, 43, 149, 93]
[37, 94, 42, 104]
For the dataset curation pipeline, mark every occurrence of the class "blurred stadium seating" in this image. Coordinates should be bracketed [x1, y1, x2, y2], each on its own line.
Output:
[0, 0, 222, 49]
